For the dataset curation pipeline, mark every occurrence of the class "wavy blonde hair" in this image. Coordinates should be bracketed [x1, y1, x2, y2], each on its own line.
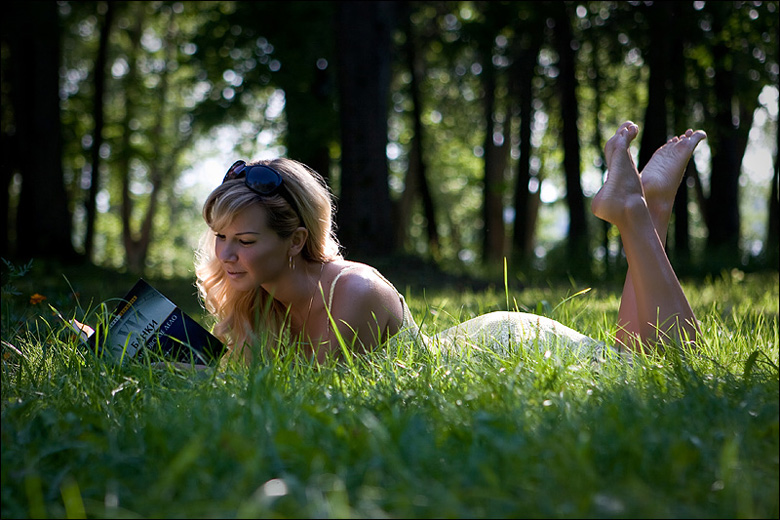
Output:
[195, 158, 342, 362]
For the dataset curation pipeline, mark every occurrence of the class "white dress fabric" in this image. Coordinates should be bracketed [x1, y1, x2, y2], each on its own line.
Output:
[330, 266, 611, 362]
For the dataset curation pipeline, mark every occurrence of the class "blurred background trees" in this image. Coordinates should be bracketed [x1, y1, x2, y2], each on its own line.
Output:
[2, 0, 777, 281]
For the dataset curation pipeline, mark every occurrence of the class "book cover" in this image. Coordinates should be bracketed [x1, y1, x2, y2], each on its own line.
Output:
[87, 279, 224, 365]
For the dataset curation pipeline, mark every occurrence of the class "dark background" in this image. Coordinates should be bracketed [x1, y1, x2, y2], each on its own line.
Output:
[2, 1, 778, 290]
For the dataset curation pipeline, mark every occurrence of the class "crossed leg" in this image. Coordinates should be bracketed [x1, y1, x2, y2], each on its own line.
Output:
[592, 122, 704, 352]
[616, 127, 707, 350]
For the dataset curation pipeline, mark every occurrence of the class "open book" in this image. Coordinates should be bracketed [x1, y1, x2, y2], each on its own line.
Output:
[69, 279, 224, 366]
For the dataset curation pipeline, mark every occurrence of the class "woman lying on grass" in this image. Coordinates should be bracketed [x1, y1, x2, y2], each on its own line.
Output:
[194, 121, 706, 364]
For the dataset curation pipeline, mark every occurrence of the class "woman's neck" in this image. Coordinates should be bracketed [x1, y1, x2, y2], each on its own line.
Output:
[281, 260, 325, 330]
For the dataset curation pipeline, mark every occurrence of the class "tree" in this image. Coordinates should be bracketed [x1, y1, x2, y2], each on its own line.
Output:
[3, 1, 77, 262]
[767, 157, 779, 266]
[115, 4, 195, 274]
[636, 3, 672, 171]
[667, 2, 694, 265]
[552, 2, 589, 273]
[334, 1, 398, 257]
[75, 2, 231, 274]
[223, 1, 340, 179]
[395, 1, 440, 258]
[689, 2, 778, 267]
[631, 2, 695, 264]
[509, 3, 545, 268]
[467, 2, 512, 267]
[84, 2, 114, 261]
[3, 1, 775, 278]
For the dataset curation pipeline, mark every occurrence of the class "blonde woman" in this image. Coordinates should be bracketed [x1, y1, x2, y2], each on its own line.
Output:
[196, 121, 706, 363]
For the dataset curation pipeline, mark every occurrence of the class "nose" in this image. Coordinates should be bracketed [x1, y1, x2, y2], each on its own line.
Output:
[216, 240, 238, 262]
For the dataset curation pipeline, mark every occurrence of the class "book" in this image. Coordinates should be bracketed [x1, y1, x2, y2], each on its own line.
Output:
[76, 279, 224, 365]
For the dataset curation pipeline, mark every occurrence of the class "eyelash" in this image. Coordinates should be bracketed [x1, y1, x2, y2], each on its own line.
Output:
[215, 233, 254, 246]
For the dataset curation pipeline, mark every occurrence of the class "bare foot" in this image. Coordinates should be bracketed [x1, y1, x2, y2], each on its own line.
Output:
[592, 121, 644, 227]
[640, 129, 707, 213]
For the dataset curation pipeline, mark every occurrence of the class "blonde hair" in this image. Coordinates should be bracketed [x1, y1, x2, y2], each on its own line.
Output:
[195, 158, 342, 361]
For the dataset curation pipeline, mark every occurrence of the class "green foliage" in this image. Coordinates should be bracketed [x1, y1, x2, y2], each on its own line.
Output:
[2, 264, 777, 518]
[57, 1, 283, 275]
[6, 1, 776, 279]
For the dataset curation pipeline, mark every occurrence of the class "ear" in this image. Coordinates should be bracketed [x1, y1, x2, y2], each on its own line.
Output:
[287, 227, 309, 256]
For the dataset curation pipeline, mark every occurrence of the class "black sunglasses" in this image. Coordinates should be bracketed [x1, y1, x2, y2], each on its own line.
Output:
[223, 160, 303, 224]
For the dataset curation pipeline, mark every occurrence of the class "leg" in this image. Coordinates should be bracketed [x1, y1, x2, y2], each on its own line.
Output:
[592, 122, 701, 352]
[616, 128, 707, 348]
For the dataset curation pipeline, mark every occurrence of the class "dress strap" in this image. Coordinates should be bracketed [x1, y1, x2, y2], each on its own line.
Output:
[327, 265, 361, 310]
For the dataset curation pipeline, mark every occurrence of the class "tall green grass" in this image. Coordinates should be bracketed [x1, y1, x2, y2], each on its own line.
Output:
[2, 263, 778, 519]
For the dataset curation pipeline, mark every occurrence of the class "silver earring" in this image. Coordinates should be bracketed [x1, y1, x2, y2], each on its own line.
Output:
[289, 256, 295, 270]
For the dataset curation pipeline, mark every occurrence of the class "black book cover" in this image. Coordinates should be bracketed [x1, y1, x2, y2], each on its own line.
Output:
[87, 279, 224, 365]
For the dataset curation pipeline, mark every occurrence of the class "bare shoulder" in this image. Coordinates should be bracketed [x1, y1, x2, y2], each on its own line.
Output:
[322, 260, 404, 344]
[327, 260, 402, 316]
[329, 260, 395, 298]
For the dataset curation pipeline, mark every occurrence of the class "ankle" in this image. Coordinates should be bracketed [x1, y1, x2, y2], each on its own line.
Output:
[614, 195, 652, 231]
[649, 205, 672, 234]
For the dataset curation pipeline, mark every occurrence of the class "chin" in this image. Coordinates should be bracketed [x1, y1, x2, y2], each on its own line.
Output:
[225, 275, 254, 292]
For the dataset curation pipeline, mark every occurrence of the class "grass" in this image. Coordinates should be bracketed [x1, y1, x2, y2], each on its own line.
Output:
[1, 259, 778, 518]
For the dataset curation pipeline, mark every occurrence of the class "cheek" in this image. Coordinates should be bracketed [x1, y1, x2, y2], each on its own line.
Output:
[244, 244, 286, 275]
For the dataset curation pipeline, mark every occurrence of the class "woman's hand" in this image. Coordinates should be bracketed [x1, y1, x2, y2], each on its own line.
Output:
[70, 319, 95, 341]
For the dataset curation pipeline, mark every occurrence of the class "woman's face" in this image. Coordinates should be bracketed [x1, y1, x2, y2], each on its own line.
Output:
[213, 204, 290, 292]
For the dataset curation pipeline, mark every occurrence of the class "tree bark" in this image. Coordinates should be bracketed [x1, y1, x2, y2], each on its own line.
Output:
[765, 157, 779, 266]
[334, 1, 396, 257]
[481, 61, 507, 265]
[637, 5, 671, 172]
[84, 2, 114, 261]
[118, 12, 143, 272]
[122, 10, 185, 274]
[668, 1, 691, 265]
[397, 5, 439, 257]
[510, 34, 541, 267]
[706, 46, 747, 260]
[553, 5, 589, 268]
[8, 1, 77, 262]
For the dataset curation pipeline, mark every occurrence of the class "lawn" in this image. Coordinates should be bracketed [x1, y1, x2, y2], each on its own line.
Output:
[1, 259, 778, 518]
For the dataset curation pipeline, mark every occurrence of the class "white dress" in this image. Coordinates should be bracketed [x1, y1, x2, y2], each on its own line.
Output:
[329, 266, 612, 362]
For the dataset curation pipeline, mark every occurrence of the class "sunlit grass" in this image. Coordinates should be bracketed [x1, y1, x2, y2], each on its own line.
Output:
[1, 265, 777, 518]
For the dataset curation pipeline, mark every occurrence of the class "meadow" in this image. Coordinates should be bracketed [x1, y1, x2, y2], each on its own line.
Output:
[1, 259, 778, 518]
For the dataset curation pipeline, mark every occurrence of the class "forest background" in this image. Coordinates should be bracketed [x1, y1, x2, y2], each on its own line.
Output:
[2, 0, 778, 288]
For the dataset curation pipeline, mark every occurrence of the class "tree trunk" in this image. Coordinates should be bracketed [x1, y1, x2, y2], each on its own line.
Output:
[482, 62, 507, 266]
[706, 45, 748, 262]
[668, 1, 691, 265]
[238, 1, 339, 182]
[765, 156, 779, 266]
[510, 40, 540, 266]
[122, 11, 183, 274]
[397, 7, 439, 258]
[509, 10, 543, 270]
[589, 57, 611, 276]
[283, 44, 337, 180]
[8, 1, 77, 262]
[119, 13, 143, 272]
[553, 5, 589, 269]
[85, 2, 114, 261]
[637, 5, 671, 172]
[334, 1, 396, 257]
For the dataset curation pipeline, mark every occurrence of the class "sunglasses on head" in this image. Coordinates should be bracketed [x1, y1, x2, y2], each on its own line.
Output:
[223, 160, 303, 225]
